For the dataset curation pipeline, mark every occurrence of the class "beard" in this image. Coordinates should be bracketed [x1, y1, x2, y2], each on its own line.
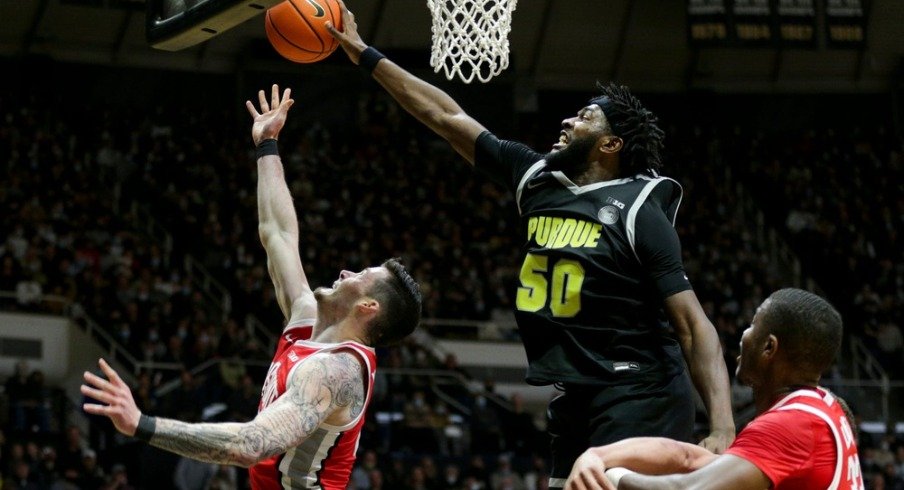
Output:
[545, 135, 597, 174]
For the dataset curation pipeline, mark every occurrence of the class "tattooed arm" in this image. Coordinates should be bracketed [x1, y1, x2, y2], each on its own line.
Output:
[81, 352, 366, 467]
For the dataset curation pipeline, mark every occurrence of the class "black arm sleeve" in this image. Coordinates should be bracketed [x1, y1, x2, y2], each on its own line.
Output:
[474, 131, 546, 191]
[634, 199, 693, 300]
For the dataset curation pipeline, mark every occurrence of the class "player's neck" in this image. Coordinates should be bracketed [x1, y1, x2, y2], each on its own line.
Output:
[756, 380, 821, 413]
[311, 319, 368, 345]
[571, 160, 620, 186]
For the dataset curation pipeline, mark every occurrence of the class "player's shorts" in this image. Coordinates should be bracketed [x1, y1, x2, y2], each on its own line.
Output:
[545, 370, 696, 489]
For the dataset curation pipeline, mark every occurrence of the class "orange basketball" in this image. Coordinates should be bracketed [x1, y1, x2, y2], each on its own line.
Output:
[265, 0, 343, 63]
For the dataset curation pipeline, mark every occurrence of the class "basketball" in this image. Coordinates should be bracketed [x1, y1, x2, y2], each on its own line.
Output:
[265, 0, 343, 64]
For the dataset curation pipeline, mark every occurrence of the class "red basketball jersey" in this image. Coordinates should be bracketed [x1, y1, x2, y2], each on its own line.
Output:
[726, 387, 864, 490]
[248, 322, 377, 490]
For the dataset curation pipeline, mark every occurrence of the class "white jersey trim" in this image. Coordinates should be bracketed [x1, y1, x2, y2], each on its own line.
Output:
[771, 387, 832, 409]
[279, 427, 336, 489]
[515, 161, 548, 215]
[548, 477, 567, 488]
[551, 171, 639, 195]
[776, 402, 844, 490]
[281, 343, 374, 432]
[625, 177, 681, 262]
[275, 342, 374, 488]
[318, 343, 374, 431]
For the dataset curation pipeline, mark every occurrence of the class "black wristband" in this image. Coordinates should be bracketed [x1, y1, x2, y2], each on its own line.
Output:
[359, 46, 386, 74]
[134, 414, 156, 442]
[256, 139, 279, 159]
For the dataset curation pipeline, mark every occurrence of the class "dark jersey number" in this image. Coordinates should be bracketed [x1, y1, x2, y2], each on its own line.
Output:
[516, 253, 585, 317]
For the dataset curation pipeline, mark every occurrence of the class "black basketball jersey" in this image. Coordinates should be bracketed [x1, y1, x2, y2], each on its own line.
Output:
[475, 131, 693, 386]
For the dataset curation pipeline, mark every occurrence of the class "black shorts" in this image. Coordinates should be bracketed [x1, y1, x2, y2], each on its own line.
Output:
[545, 371, 696, 488]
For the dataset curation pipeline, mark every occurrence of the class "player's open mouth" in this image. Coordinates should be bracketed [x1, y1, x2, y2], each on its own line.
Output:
[552, 131, 569, 150]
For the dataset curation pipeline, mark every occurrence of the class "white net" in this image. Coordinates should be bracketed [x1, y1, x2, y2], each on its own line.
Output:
[427, 0, 518, 84]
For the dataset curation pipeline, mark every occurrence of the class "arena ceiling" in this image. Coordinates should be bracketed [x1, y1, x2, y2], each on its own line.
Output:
[1, 0, 903, 93]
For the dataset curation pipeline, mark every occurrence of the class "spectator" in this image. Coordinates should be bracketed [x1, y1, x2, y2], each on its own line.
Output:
[876, 322, 903, 373]
[368, 467, 386, 490]
[404, 464, 429, 490]
[502, 393, 540, 457]
[440, 463, 463, 490]
[5, 360, 31, 433]
[161, 370, 203, 421]
[470, 395, 503, 454]
[465, 455, 492, 490]
[207, 465, 238, 490]
[401, 390, 439, 453]
[490, 454, 526, 490]
[173, 456, 218, 490]
[56, 425, 87, 483]
[523, 455, 549, 490]
[7, 460, 40, 490]
[225, 373, 259, 422]
[104, 464, 136, 490]
[15, 271, 42, 309]
[22, 369, 52, 434]
[77, 449, 106, 490]
[349, 449, 379, 490]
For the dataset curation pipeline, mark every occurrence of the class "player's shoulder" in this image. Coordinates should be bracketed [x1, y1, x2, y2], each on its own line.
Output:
[745, 403, 827, 437]
[619, 175, 683, 215]
[639, 174, 682, 198]
[316, 348, 369, 374]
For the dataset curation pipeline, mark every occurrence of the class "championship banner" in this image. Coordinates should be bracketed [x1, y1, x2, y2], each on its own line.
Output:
[687, 0, 730, 47]
[825, 0, 867, 48]
[776, 0, 817, 48]
[731, 0, 775, 47]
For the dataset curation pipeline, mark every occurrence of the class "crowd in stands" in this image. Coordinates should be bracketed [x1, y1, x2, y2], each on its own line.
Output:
[1, 64, 903, 488]
[739, 126, 904, 376]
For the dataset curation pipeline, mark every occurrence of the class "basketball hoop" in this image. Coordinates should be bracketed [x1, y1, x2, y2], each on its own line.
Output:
[427, 0, 518, 84]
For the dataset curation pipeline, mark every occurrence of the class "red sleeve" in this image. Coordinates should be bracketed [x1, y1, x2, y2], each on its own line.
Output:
[725, 410, 821, 486]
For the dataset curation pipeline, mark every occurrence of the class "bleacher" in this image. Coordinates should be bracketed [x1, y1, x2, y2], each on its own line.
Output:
[1, 60, 902, 489]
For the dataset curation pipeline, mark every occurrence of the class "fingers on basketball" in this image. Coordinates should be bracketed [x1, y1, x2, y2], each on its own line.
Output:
[266, 0, 344, 63]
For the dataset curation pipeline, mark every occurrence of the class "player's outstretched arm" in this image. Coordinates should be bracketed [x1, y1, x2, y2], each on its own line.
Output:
[81, 353, 365, 467]
[632, 198, 735, 453]
[326, 0, 486, 165]
[664, 291, 735, 453]
[616, 455, 770, 490]
[246, 84, 317, 324]
[564, 437, 718, 490]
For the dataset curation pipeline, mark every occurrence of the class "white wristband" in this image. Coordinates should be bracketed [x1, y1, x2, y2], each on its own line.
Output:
[605, 467, 636, 487]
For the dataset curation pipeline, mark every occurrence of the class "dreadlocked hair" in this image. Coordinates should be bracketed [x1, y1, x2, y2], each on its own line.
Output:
[595, 82, 665, 175]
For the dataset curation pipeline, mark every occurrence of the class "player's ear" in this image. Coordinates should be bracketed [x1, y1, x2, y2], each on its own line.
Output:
[599, 135, 622, 154]
[763, 334, 778, 359]
[356, 298, 379, 316]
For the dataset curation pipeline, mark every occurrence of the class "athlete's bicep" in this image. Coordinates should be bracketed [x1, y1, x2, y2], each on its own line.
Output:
[246, 351, 366, 457]
[260, 229, 316, 324]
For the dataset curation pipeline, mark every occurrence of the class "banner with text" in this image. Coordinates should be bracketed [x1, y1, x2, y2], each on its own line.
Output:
[687, 0, 867, 49]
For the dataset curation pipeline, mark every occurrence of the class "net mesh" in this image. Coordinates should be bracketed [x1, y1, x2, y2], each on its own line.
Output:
[427, 0, 518, 84]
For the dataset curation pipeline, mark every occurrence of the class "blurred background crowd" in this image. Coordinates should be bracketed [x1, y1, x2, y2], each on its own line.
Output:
[0, 61, 902, 489]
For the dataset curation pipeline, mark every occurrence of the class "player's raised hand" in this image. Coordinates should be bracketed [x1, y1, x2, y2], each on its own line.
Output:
[81, 358, 142, 437]
[245, 84, 294, 147]
[324, 0, 367, 64]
